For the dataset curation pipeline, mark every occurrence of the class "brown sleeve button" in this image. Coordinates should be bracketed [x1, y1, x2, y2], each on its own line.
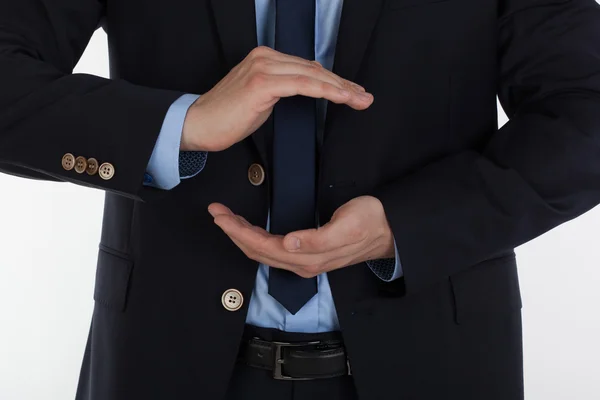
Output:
[98, 162, 115, 180]
[74, 156, 88, 174]
[62, 153, 75, 171]
[248, 163, 265, 186]
[86, 158, 99, 176]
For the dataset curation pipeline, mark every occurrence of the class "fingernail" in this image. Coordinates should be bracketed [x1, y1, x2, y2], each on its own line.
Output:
[359, 92, 373, 101]
[339, 89, 350, 97]
[352, 84, 366, 92]
[286, 236, 301, 251]
[207, 206, 215, 217]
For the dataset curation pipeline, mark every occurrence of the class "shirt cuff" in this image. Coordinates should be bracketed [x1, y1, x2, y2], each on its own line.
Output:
[179, 151, 208, 179]
[366, 239, 404, 282]
[145, 94, 200, 190]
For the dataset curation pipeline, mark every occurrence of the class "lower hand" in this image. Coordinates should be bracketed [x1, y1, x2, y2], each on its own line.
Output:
[180, 46, 374, 152]
[207, 196, 395, 278]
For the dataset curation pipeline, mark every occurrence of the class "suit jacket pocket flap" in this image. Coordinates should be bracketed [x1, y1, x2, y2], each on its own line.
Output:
[449, 253, 522, 324]
[93, 247, 133, 312]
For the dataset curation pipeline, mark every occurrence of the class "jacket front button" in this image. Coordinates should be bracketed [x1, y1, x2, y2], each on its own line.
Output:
[221, 289, 244, 312]
[248, 163, 265, 186]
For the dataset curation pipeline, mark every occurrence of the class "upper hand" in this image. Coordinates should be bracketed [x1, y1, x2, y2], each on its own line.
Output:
[180, 46, 374, 152]
[207, 196, 395, 278]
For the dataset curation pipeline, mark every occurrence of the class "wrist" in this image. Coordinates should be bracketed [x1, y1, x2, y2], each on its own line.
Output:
[181, 101, 204, 151]
[369, 195, 395, 259]
[181, 98, 231, 152]
[182, 95, 220, 152]
[382, 234, 395, 259]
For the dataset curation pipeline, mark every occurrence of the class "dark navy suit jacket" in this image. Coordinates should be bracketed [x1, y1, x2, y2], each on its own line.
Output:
[1, 0, 600, 399]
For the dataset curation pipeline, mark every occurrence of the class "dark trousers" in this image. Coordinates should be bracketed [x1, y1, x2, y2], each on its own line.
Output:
[225, 326, 359, 400]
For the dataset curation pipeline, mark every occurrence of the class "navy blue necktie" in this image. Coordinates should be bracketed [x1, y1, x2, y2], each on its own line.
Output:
[268, 0, 318, 315]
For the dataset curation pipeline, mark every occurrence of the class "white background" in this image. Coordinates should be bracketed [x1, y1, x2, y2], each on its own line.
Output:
[1, 23, 600, 400]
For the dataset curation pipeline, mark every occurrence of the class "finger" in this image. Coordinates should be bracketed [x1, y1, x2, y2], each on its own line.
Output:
[246, 47, 367, 92]
[208, 204, 255, 230]
[284, 218, 366, 254]
[260, 60, 366, 94]
[227, 235, 303, 272]
[213, 213, 279, 252]
[266, 74, 374, 110]
[235, 215, 254, 228]
[208, 203, 235, 217]
[283, 225, 347, 254]
[260, 61, 354, 93]
[213, 213, 268, 239]
[249, 47, 326, 71]
[212, 214, 305, 271]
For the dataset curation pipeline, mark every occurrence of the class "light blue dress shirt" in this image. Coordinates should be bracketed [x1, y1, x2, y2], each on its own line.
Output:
[145, 0, 403, 333]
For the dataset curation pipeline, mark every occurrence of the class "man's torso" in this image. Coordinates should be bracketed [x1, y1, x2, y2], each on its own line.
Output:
[83, 1, 523, 399]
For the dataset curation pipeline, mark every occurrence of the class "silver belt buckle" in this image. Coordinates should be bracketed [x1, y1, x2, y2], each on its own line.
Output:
[273, 340, 320, 380]
[271, 340, 351, 380]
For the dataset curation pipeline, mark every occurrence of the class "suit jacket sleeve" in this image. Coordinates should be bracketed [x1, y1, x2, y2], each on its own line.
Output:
[0, 0, 185, 200]
[373, 0, 600, 294]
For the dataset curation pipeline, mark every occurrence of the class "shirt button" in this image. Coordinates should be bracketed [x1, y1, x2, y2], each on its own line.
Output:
[143, 173, 154, 185]
[98, 162, 115, 180]
[248, 163, 265, 186]
[61, 153, 75, 171]
[221, 289, 244, 312]
[86, 158, 99, 176]
[74, 156, 88, 174]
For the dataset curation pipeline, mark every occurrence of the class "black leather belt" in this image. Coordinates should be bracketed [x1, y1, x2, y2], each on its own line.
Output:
[238, 337, 351, 380]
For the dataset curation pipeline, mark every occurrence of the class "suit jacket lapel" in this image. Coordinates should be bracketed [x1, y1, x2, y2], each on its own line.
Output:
[332, 0, 384, 82]
[210, 0, 271, 167]
[210, 0, 257, 70]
